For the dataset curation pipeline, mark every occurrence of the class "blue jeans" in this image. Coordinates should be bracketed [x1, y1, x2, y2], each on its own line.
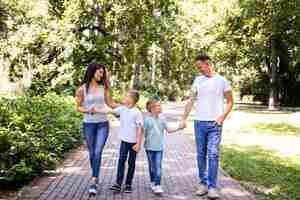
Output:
[194, 121, 222, 189]
[146, 150, 163, 185]
[83, 121, 109, 182]
[116, 141, 137, 186]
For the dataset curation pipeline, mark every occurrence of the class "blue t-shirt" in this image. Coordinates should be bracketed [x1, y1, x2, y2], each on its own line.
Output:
[144, 114, 168, 151]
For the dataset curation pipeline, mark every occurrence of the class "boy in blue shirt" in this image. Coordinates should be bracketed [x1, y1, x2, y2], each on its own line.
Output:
[144, 100, 185, 195]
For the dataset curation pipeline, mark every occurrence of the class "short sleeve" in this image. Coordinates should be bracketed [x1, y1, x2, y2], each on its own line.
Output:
[143, 117, 149, 131]
[113, 105, 125, 115]
[191, 78, 198, 98]
[135, 111, 144, 127]
[159, 114, 168, 130]
[223, 78, 231, 92]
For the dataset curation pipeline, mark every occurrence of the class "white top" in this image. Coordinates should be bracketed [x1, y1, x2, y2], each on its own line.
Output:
[191, 74, 231, 121]
[114, 105, 143, 143]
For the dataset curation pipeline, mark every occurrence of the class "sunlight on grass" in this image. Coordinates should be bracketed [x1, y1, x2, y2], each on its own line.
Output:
[220, 144, 300, 200]
[241, 123, 300, 136]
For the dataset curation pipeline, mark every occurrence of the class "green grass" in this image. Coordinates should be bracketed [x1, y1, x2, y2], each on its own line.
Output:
[241, 123, 300, 136]
[220, 145, 300, 200]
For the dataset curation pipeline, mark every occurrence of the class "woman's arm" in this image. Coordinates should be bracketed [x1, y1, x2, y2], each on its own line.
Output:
[104, 89, 120, 109]
[75, 86, 90, 113]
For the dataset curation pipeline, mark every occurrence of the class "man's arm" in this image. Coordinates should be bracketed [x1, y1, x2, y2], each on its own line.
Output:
[182, 95, 196, 122]
[215, 90, 233, 125]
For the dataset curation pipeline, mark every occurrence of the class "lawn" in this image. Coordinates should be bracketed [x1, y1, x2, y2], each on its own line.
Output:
[220, 145, 300, 200]
[241, 123, 300, 137]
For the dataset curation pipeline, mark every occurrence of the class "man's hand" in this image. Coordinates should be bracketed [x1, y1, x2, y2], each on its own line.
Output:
[178, 120, 187, 129]
[132, 143, 141, 153]
[215, 115, 226, 125]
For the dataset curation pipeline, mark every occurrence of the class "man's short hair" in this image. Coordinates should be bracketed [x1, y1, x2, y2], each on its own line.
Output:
[195, 53, 210, 62]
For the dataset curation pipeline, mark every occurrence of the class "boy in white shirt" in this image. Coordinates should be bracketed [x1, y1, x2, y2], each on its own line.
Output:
[105, 89, 144, 193]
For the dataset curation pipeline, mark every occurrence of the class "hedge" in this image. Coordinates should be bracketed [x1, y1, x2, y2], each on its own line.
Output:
[0, 93, 83, 187]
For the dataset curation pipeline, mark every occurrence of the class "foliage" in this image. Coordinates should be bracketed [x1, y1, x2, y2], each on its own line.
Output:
[0, 93, 83, 187]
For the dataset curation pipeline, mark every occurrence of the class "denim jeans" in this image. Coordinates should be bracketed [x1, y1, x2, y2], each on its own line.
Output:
[83, 121, 109, 182]
[194, 120, 222, 189]
[146, 150, 163, 186]
[116, 141, 137, 186]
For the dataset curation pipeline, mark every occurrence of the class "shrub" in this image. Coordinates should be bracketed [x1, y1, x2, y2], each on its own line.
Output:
[0, 93, 83, 187]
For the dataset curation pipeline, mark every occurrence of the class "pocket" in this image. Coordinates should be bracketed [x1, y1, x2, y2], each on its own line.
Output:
[214, 121, 222, 128]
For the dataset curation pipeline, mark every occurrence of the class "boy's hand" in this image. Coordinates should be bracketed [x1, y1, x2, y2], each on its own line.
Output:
[132, 144, 141, 153]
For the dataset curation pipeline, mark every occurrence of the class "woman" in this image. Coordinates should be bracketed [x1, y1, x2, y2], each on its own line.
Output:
[75, 63, 110, 195]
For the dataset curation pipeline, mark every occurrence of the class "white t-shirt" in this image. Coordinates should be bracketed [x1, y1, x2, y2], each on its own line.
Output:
[114, 105, 143, 143]
[192, 74, 231, 121]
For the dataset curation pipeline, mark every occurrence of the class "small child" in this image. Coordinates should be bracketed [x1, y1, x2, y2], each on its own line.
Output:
[105, 89, 144, 193]
[144, 100, 186, 195]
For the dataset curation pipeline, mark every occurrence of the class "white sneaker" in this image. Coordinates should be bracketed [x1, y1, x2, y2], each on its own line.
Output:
[207, 188, 220, 199]
[150, 182, 156, 191]
[153, 185, 164, 194]
[195, 184, 208, 196]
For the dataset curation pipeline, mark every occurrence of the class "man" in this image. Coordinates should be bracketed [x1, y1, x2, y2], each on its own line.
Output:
[182, 53, 233, 199]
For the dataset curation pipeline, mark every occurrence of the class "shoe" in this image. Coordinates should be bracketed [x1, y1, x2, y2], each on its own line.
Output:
[110, 184, 121, 192]
[123, 185, 133, 193]
[153, 185, 164, 195]
[195, 183, 208, 196]
[207, 188, 220, 199]
[150, 182, 155, 191]
[88, 184, 97, 195]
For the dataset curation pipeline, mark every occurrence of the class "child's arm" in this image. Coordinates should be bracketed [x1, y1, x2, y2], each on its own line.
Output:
[133, 112, 144, 153]
[165, 121, 186, 133]
[133, 126, 144, 153]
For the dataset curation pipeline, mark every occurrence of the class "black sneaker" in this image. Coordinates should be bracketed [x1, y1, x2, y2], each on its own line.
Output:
[110, 184, 121, 192]
[123, 185, 133, 193]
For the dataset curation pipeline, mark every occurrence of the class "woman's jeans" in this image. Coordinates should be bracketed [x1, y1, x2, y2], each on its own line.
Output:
[83, 121, 109, 183]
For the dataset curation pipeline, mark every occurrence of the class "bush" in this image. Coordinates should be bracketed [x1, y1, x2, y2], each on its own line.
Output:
[0, 93, 83, 187]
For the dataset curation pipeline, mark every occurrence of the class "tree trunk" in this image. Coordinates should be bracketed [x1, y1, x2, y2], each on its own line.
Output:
[268, 38, 279, 110]
[151, 48, 156, 85]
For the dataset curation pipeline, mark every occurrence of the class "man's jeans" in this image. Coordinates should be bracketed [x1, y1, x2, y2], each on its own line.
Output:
[146, 150, 163, 185]
[194, 121, 222, 189]
[83, 121, 109, 182]
[116, 141, 137, 186]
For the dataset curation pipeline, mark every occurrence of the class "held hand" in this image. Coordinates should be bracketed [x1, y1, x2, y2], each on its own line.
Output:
[132, 144, 141, 153]
[215, 115, 226, 125]
[178, 121, 186, 129]
[93, 107, 108, 114]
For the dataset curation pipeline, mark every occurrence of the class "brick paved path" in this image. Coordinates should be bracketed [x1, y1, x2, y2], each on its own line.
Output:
[18, 120, 256, 200]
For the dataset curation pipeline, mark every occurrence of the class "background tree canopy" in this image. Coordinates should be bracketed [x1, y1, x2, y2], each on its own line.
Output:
[0, 0, 299, 106]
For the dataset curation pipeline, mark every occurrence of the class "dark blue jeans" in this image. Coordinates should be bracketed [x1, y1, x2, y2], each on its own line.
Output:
[194, 121, 222, 189]
[83, 121, 109, 183]
[116, 141, 137, 186]
[146, 150, 163, 185]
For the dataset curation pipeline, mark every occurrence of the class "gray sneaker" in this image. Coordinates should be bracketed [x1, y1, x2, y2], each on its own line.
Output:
[207, 188, 220, 199]
[88, 184, 97, 195]
[195, 183, 208, 196]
